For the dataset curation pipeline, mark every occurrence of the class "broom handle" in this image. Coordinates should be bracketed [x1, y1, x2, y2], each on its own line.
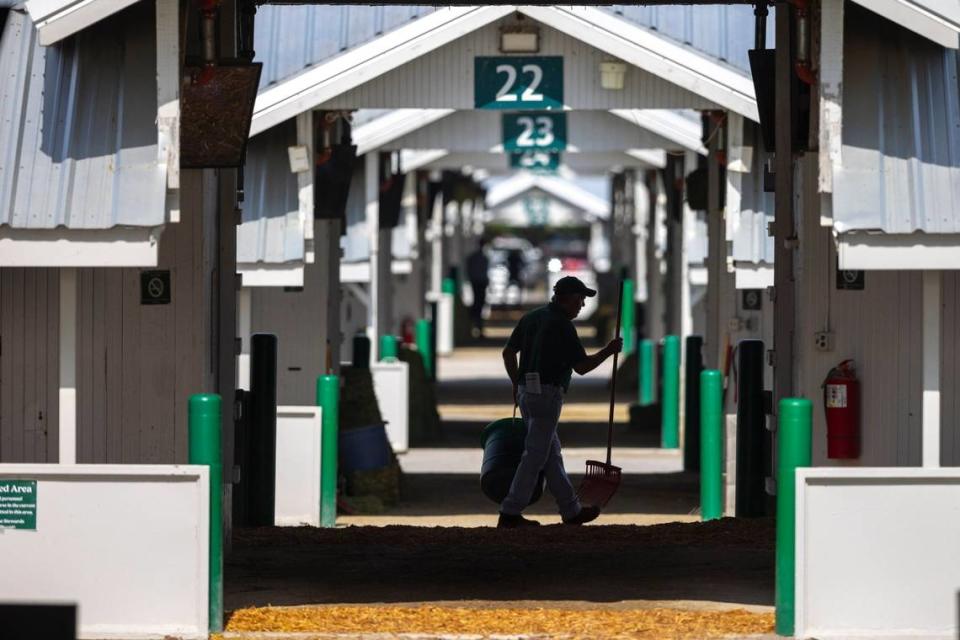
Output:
[606, 279, 625, 465]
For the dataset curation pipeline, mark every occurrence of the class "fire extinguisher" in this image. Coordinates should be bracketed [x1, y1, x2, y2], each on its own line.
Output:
[822, 359, 860, 459]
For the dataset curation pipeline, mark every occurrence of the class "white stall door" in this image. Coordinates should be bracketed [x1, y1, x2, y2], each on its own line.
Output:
[0, 465, 209, 639]
[798, 468, 960, 639]
[274, 406, 323, 526]
[372, 361, 410, 453]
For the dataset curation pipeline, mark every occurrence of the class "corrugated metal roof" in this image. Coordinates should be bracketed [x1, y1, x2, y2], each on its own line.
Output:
[604, 5, 775, 76]
[0, 6, 166, 230]
[254, 5, 435, 89]
[833, 7, 960, 234]
[237, 119, 304, 265]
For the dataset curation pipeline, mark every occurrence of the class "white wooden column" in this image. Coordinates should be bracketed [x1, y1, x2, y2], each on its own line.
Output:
[296, 112, 315, 264]
[378, 220, 393, 340]
[681, 201, 694, 341]
[634, 179, 649, 306]
[324, 218, 342, 374]
[365, 152, 381, 362]
[645, 172, 667, 343]
[429, 189, 444, 298]
[922, 270, 942, 468]
[58, 267, 77, 464]
[236, 287, 252, 389]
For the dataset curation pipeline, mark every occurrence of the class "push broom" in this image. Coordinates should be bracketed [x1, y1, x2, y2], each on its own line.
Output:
[576, 278, 624, 509]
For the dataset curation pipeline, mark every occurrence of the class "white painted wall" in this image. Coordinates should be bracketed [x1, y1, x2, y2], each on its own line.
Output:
[0, 464, 208, 639]
[274, 406, 322, 526]
[0, 170, 222, 466]
[323, 17, 718, 111]
[249, 220, 335, 406]
[72, 170, 219, 465]
[0, 268, 60, 463]
[797, 468, 960, 639]
[941, 272, 960, 466]
[796, 155, 925, 466]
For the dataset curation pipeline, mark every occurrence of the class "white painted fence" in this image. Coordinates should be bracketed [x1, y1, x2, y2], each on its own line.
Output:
[274, 405, 322, 526]
[797, 468, 960, 639]
[0, 465, 208, 639]
[372, 361, 410, 453]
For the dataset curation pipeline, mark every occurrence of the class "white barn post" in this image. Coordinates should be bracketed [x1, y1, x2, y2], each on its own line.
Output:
[365, 152, 381, 362]
[58, 268, 77, 464]
[922, 270, 942, 468]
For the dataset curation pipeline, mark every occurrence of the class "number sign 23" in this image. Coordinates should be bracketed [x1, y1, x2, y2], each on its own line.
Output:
[475, 57, 563, 110]
[503, 113, 567, 152]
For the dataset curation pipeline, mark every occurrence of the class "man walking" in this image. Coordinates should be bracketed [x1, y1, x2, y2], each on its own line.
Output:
[466, 238, 490, 338]
[499, 276, 623, 528]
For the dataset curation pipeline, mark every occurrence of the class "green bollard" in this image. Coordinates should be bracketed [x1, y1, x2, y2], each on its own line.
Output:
[620, 279, 636, 356]
[700, 370, 724, 521]
[661, 335, 680, 448]
[316, 375, 340, 528]
[380, 334, 398, 361]
[638, 339, 655, 407]
[775, 398, 813, 637]
[442, 277, 456, 296]
[188, 394, 223, 633]
[415, 318, 434, 380]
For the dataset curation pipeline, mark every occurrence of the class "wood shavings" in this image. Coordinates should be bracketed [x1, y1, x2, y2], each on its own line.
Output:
[223, 605, 774, 638]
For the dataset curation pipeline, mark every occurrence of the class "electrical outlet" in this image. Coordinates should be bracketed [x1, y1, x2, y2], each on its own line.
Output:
[814, 331, 835, 352]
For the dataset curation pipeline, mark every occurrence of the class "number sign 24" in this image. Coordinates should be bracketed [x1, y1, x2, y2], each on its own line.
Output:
[503, 113, 567, 152]
[475, 57, 563, 110]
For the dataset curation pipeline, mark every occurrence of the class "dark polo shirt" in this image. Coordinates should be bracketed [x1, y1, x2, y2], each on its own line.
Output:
[506, 302, 588, 392]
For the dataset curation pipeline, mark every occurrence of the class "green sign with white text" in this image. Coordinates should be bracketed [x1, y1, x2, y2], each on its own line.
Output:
[0, 480, 37, 530]
[475, 56, 563, 110]
[509, 151, 561, 173]
[523, 195, 551, 225]
[502, 113, 567, 152]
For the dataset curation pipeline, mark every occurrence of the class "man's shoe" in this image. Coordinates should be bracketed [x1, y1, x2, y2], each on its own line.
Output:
[563, 505, 601, 526]
[497, 512, 541, 528]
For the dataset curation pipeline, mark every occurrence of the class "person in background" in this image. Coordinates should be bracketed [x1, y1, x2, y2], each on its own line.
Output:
[506, 249, 525, 289]
[498, 276, 623, 528]
[465, 238, 490, 338]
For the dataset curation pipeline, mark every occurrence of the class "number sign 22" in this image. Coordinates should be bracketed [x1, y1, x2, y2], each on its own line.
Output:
[503, 113, 567, 152]
[475, 57, 563, 110]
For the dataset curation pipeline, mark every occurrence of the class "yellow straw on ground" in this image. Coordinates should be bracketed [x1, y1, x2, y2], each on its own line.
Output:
[223, 605, 774, 638]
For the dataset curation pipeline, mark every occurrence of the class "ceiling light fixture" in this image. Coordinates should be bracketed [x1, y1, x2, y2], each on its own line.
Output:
[500, 26, 540, 53]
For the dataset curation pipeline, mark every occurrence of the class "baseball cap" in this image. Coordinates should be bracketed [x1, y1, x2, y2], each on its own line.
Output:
[553, 276, 597, 297]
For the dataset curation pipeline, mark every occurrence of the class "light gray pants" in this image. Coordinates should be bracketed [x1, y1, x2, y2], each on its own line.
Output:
[500, 384, 582, 519]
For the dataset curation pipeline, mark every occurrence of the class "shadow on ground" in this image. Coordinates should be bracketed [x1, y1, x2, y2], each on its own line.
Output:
[225, 519, 774, 612]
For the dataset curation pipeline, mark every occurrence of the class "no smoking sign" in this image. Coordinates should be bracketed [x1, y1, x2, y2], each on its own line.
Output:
[140, 270, 171, 305]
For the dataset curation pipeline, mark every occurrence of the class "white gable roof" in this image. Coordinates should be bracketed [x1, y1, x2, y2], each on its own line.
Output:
[24, 0, 141, 45]
[854, 0, 960, 48]
[486, 174, 610, 220]
[251, 5, 759, 136]
[251, 6, 514, 136]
